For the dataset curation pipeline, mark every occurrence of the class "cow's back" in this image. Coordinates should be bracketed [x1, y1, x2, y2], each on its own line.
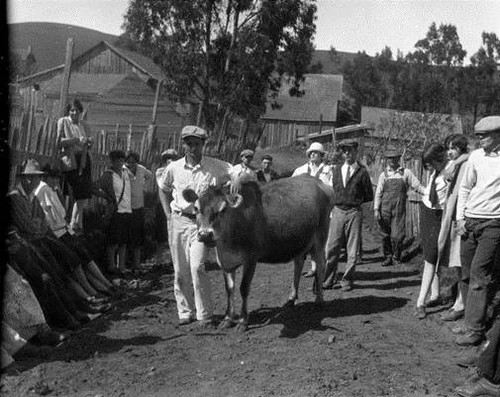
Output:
[258, 175, 333, 263]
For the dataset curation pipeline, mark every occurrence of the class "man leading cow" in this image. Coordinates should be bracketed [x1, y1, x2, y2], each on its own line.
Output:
[159, 126, 232, 327]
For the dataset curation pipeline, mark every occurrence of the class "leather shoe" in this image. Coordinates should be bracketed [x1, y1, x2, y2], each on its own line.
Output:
[441, 308, 464, 322]
[323, 282, 340, 290]
[340, 282, 353, 292]
[414, 306, 427, 320]
[178, 317, 195, 326]
[451, 323, 468, 335]
[455, 376, 500, 397]
[381, 257, 393, 267]
[456, 341, 490, 368]
[455, 331, 485, 347]
[425, 296, 444, 308]
[303, 270, 316, 278]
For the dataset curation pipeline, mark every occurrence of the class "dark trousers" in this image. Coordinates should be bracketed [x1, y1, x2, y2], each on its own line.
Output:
[460, 218, 500, 333]
[378, 178, 407, 260]
[478, 315, 500, 384]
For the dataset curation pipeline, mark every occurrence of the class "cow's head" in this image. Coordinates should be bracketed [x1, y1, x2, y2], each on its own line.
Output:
[182, 185, 243, 246]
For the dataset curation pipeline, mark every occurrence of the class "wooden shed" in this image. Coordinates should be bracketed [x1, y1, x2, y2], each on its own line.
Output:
[14, 41, 195, 153]
[258, 74, 343, 148]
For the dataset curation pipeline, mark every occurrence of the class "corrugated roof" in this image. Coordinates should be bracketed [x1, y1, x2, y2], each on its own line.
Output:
[262, 74, 343, 122]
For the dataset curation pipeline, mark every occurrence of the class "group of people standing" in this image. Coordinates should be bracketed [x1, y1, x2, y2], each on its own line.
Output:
[5, 97, 500, 394]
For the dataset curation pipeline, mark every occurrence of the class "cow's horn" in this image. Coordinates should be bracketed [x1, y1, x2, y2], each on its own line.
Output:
[227, 193, 243, 208]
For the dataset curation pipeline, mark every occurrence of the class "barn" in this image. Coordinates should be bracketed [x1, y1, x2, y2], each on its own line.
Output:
[258, 74, 343, 149]
[13, 40, 195, 155]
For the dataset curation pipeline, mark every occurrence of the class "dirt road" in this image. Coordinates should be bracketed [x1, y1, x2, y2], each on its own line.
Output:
[1, 236, 473, 397]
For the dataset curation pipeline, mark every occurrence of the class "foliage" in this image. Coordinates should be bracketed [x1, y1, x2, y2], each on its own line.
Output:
[406, 22, 466, 66]
[376, 111, 459, 160]
[337, 23, 500, 128]
[122, 0, 317, 159]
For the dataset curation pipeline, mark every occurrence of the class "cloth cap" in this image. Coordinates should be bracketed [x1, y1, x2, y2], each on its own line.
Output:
[474, 116, 500, 134]
[261, 154, 273, 161]
[19, 159, 45, 175]
[240, 149, 254, 158]
[384, 150, 402, 158]
[337, 139, 359, 149]
[306, 142, 326, 155]
[181, 125, 208, 140]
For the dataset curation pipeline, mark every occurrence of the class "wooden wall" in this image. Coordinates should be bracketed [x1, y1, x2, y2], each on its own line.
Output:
[259, 120, 336, 149]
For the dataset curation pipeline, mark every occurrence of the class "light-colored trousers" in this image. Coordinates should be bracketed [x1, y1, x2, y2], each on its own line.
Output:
[171, 213, 212, 321]
[324, 206, 362, 285]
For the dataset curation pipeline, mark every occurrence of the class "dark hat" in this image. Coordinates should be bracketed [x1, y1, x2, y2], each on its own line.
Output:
[384, 150, 402, 158]
[240, 149, 254, 158]
[181, 125, 208, 140]
[19, 159, 45, 175]
[337, 139, 359, 149]
[475, 116, 500, 134]
[261, 154, 273, 161]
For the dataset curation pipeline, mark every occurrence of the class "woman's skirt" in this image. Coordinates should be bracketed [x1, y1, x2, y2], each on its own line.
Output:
[63, 152, 92, 200]
[419, 203, 443, 265]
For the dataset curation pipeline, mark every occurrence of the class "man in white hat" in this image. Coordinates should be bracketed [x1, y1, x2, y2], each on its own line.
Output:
[292, 141, 331, 277]
[454, 116, 500, 347]
[159, 126, 232, 327]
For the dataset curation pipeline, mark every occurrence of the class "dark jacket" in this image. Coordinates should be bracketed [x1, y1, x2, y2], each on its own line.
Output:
[331, 162, 374, 209]
[256, 169, 279, 183]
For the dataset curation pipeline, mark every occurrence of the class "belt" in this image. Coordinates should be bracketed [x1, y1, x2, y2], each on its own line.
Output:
[174, 210, 197, 220]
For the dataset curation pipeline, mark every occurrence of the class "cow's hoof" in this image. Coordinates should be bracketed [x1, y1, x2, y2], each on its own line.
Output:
[236, 321, 248, 333]
[218, 318, 235, 329]
[283, 299, 296, 310]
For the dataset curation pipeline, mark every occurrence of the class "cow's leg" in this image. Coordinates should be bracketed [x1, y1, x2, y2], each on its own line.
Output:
[219, 270, 237, 329]
[312, 243, 325, 304]
[237, 261, 257, 332]
[286, 254, 306, 307]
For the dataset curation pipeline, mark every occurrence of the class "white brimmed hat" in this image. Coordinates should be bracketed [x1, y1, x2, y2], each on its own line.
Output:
[306, 142, 326, 155]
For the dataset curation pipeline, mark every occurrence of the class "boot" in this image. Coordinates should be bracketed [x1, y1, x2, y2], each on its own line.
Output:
[455, 376, 500, 397]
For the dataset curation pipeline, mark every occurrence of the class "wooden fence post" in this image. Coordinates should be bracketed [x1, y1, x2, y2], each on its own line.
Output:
[58, 38, 74, 118]
[127, 124, 132, 152]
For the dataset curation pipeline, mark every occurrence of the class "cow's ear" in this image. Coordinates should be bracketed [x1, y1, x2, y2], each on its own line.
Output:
[182, 188, 198, 203]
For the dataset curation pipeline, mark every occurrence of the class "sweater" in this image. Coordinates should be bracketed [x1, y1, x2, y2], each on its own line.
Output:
[457, 148, 500, 220]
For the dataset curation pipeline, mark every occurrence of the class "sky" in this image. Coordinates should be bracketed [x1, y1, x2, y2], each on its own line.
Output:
[7, 0, 500, 60]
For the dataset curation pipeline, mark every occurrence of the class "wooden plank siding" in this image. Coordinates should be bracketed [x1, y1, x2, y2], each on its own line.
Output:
[259, 120, 336, 149]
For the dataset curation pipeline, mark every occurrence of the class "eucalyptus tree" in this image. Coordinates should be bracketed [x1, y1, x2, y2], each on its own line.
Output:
[123, 0, 317, 156]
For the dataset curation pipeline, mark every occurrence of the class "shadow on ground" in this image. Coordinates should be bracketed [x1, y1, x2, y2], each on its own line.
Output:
[249, 295, 410, 339]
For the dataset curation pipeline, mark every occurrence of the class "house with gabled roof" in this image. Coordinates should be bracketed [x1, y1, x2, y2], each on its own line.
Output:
[13, 41, 194, 151]
[258, 74, 343, 148]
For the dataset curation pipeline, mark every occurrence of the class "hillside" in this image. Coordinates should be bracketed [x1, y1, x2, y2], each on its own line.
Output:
[9, 22, 119, 71]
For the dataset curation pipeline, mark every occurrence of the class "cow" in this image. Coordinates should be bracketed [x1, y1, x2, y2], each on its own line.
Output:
[182, 174, 335, 332]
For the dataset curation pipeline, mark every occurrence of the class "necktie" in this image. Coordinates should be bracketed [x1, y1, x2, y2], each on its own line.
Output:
[429, 172, 439, 207]
[345, 166, 351, 187]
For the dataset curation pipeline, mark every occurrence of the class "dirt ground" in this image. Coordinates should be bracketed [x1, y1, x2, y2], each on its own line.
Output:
[1, 226, 475, 397]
